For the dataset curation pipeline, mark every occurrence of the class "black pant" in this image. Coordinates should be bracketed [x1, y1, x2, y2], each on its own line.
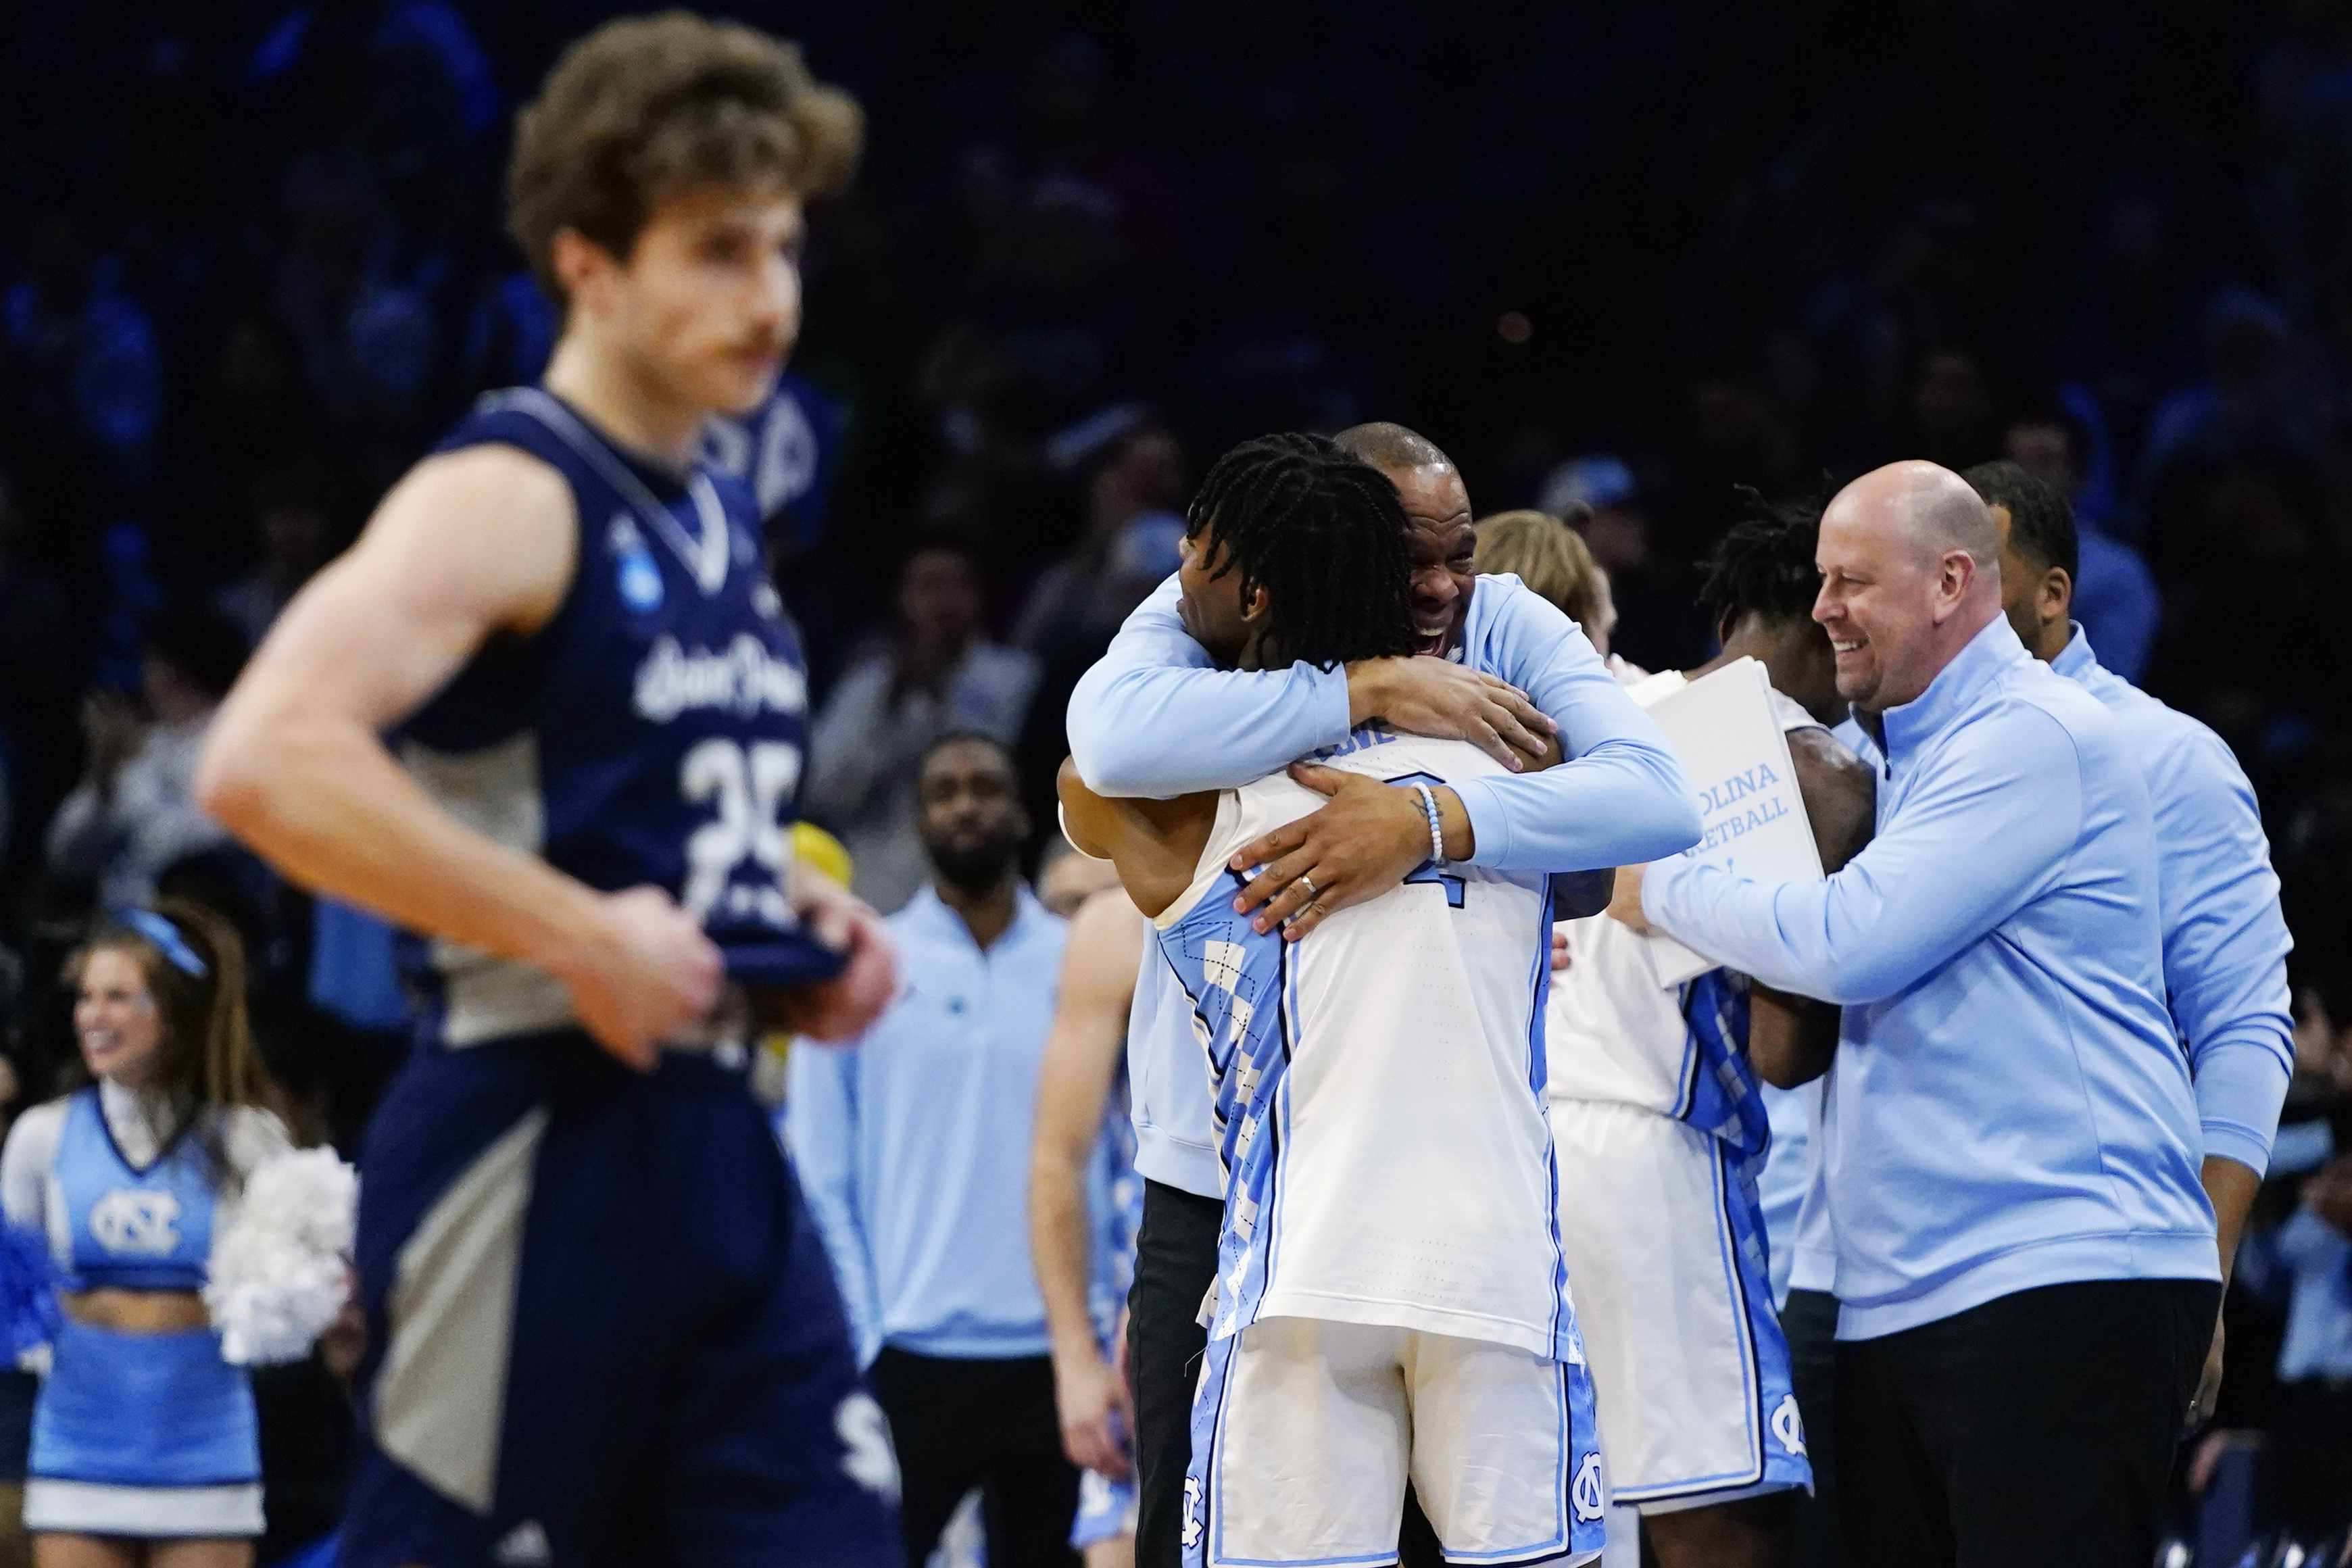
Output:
[1780, 1289, 1840, 1568]
[1835, 1277, 2221, 1568]
[869, 1348, 1080, 1568]
[1127, 1180, 1445, 1568]
[1129, 1180, 1221, 1568]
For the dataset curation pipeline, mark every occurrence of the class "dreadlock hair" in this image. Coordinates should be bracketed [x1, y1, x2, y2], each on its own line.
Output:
[1185, 433, 1419, 670]
[1696, 489, 1826, 639]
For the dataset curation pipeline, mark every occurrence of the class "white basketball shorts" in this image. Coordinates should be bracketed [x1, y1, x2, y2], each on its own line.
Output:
[1548, 1099, 1810, 1514]
[1185, 1317, 1604, 1568]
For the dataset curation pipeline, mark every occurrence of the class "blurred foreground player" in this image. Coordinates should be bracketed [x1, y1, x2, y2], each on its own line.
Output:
[196, 16, 902, 1567]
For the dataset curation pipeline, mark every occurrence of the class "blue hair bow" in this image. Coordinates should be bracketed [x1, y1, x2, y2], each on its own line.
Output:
[116, 909, 208, 979]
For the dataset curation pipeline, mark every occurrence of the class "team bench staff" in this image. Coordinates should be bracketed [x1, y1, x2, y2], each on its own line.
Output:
[1611, 460, 2223, 1568]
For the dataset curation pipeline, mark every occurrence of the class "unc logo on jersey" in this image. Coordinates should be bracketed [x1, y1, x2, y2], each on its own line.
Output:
[609, 516, 666, 614]
[1771, 1392, 1807, 1457]
[1571, 1453, 1606, 1522]
[834, 1392, 900, 1502]
[1181, 1477, 1204, 1547]
[89, 1188, 182, 1256]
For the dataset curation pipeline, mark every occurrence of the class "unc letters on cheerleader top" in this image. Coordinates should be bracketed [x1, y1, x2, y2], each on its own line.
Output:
[401, 387, 843, 1023]
[55, 1089, 216, 1291]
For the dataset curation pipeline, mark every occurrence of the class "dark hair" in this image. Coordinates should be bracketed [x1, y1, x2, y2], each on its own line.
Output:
[1696, 489, 1824, 635]
[143, 601, 250, 698]
[507, 12, 864, 303]
[70, 899, 284, 1186]
[1963, 460, 2077, 581]
[899, 531, 985, 577]
[1187, 434, 1419, 670]
[919, 729, 1015, 777]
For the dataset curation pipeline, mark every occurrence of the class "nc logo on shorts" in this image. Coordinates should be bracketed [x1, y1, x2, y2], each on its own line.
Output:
[1571, 1454, 1605, 1523]
[1771, 1393, 1807, 1457]
[1181, 1477, 1204, 1548]
[835, 1392, 901, 1502]
[89, 1188, 180, 1256]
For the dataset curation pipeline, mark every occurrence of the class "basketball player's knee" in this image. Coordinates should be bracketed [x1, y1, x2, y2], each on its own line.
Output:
[1640, 1491, 1792, 1568]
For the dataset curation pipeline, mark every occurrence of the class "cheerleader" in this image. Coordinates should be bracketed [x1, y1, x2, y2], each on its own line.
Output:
[0, 902, 292, 1568]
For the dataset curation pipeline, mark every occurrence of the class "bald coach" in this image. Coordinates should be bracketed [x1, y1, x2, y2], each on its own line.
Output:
[1607, 460, 2218, 1568]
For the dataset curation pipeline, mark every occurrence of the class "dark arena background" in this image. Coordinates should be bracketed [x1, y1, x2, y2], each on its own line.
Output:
[1, 1, 2349, 1564]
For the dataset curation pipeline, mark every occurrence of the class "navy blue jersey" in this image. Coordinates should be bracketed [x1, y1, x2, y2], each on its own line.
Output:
[401, 387, 840, 1047]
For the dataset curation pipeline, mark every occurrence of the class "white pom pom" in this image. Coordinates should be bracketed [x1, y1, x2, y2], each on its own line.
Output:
[203, 1148, 358, 1365]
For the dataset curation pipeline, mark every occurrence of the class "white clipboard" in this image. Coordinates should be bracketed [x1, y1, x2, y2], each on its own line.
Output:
[1629, 658, 1823, 988]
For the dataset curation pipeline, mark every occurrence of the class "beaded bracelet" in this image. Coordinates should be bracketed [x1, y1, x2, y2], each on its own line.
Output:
[1409, 783, 1446, 866]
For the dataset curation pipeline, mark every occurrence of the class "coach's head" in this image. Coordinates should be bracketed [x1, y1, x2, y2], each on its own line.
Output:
[1813, 459, 2003, 714]
[1176, 433, 1421, 674]
[1332, 422, 1475, 658]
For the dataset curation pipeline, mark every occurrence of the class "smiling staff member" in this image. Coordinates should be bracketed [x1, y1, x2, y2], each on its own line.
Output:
[1, 902, 293, 1567]
[1611, 460, 2218, 1568]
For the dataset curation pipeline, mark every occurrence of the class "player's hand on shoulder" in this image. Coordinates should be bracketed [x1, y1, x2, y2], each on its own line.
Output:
[775, 874, 900, 1044]
[561, 886, 723, 1071]
[1347, 656, 1555, 772]
[1229, 764, 1430, 942]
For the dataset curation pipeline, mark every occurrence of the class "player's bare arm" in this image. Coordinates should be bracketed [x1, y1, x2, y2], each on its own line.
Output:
[1056, 759, 1219, 920]
[1030, 887, 1148, 1479]
[1748, 728, 1876, 1089]
[195, 445, 720, 1069]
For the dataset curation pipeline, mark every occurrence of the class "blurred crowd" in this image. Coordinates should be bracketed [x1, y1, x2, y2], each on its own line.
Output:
[2, 0, 2352, 1559]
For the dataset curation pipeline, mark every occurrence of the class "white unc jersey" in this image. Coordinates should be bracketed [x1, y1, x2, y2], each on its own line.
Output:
[1546, 681, 1825, 1114]
[1156, 727, 1573, 1360]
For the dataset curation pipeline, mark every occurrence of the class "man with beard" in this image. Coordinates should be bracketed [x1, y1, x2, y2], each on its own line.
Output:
[789, 733, 1081, 1567]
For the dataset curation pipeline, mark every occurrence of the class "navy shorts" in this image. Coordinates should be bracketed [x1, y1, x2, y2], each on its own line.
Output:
[337, 1034, 903, 1568]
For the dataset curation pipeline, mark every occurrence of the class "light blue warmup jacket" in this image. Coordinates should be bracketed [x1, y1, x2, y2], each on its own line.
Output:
[2050, 627, 2294, 1175]
[1831, 627, 2295, 1170]
[787, 885, 1069, 1363]
[1647, 616, 2218, 1340]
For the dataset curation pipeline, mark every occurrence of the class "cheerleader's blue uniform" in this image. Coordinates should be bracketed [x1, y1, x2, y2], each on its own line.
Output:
[22, 1088, 262, 1538]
